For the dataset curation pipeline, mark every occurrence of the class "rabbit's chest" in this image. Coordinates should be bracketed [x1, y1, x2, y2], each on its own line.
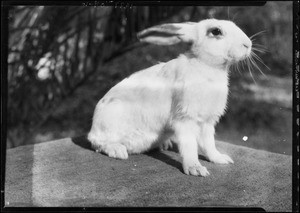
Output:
[179, 78, 228, 122]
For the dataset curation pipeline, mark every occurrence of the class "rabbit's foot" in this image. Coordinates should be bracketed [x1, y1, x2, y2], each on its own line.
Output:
[160, 139, 173, 151]
[207, 152, 234, 164]
[183, 162, 210, 176]
[99, 143, 129, 160]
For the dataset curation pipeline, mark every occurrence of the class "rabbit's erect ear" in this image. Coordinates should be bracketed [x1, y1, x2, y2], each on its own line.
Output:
[137, 22, 197, 45]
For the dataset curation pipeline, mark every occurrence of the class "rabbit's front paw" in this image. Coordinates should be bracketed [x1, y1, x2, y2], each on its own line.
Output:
[183, 162, 210, 177]
[208, 152, 234, 164]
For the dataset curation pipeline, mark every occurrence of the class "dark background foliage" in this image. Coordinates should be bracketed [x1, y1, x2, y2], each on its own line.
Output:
[6, 2, 292, 155]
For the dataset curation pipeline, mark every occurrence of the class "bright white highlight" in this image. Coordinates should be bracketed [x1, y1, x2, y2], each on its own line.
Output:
[243, 136, 248, 141]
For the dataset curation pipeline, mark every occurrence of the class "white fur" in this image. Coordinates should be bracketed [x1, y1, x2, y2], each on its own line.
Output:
[88, 19, 252, 176]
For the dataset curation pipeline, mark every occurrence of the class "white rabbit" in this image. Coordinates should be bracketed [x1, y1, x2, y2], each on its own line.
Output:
[88, 19, 252, 176]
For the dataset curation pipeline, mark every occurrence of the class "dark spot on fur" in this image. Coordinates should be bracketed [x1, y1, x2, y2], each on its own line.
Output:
[99, 123, 106, 131]
[100, 97, 116, 105]
[107, 97, 115, 104]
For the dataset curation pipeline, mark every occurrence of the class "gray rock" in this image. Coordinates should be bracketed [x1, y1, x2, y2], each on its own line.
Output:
[5, 136, 292, 211]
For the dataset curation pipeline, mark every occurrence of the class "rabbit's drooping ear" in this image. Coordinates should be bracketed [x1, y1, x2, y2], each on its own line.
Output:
[137, 22, 197, 45]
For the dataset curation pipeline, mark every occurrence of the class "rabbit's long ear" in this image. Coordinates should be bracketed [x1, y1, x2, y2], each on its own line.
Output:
[137, 22, 197, 45]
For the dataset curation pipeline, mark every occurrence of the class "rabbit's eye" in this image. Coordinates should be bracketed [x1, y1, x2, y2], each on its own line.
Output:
[208, 28, 223, 37]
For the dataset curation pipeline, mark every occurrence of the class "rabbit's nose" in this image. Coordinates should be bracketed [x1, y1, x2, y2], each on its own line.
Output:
[243, 39, 252, 49]
[242, 40, 252, 56]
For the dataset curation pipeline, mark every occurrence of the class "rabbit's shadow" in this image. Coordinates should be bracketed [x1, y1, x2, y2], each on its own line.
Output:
[71, 136, 208, 173]
[145, 148, 182, 171]
[145, 144, 208, 172]
[72, 135, 93, 151]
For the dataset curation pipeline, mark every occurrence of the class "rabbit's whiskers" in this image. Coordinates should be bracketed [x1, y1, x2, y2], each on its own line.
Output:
[232, 30, 269, 83]
[250, 30, 267, 40]
[228, 34, 269, 83]
[230, 44, 269, 84]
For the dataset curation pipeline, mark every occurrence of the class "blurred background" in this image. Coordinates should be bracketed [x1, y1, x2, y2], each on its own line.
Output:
[7, 2, 292, 155]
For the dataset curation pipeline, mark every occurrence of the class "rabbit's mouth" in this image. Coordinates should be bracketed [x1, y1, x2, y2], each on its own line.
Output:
[225, 54, 245, 64]
[227, 46, 252, 63]
[240, 53, 251, 61]
[227, 46, 269, 82]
